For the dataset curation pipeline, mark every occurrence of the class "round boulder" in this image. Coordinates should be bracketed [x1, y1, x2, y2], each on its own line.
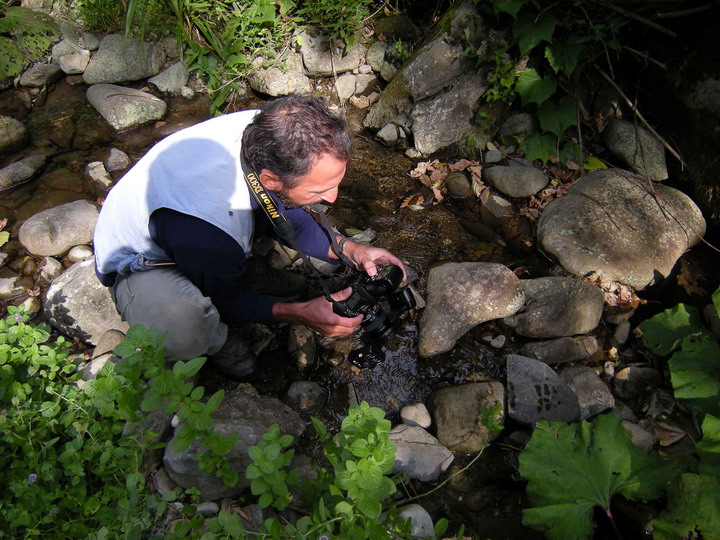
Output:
[19, 199, 99, 257]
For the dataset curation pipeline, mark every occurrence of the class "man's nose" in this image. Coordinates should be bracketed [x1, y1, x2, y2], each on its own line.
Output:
[320, 187, 338, 203]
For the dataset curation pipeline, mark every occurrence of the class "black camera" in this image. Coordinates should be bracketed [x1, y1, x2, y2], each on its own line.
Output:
[332, 265, 416, 368]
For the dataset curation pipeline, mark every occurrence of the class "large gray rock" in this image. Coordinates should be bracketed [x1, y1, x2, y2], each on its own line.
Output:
[519, 336, 598, 365]
[503, 277, 604, 338]
[412, 72, 486, 155]
[297, 30, 367, 76]
[163, 384, 305, 501]
[389, 424, 453, 482]
[405, 37, 468, 101]
[560, 366, 615, 420]
[44, 257, 129, 345]
[148, 61, 191, 96]
[484, 165, 549, 198]
[506, 354, 580, 425]
[427, 382, 505, 453]
[0, 116, 28, 157]
[247, 52, 311, 97]
[603, 118, 667, 181]
[537, 169, 705, 289]
[19, 62, 63, 87]
[87, 84, 167, 131]
[419, 262, 525, 357]
[83, 34, 166, 84]
[0, 154, 46, 191]
[19, 199, 99, 256]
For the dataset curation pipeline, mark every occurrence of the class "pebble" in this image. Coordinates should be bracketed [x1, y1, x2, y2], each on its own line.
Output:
[67, 245, 94, 263]
[400, 402, 432, 429]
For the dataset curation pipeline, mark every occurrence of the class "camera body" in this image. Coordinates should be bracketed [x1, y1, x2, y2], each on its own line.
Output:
[332, 265, 416, 346]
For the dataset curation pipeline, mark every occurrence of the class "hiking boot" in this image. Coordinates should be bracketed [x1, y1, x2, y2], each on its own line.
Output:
[241, 256, 308, 300]
[209, 328, 258, 379]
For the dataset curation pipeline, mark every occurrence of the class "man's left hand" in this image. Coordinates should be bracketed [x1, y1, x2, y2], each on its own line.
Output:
[341, 240, 406, 280]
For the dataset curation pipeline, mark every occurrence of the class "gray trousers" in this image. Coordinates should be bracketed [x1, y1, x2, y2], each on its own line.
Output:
[111, 268, 227, 362]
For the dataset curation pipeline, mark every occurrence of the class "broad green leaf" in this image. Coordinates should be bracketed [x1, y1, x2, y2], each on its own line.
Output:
[544, 36, 586, 76]
[583, 157, 607, 170]
[698, 413, 720, 476]
[520, 132, 557, 163]
[516, 68, 557, 106]
[639, 303, 704, 356]
[559, 141, 582, 167]
[0, 231, 9, 247]
[669, 333, 720, 416]
[356, 493, 382, 519]
[434, 517, 449, 537]
[519, 414, 676, 540]
[205, 389, 224, 414]
[653, 473, 720, 540]
[492, 0, 526, 18]
[513, 12, 557, 54]
[538, 96, 577, 138]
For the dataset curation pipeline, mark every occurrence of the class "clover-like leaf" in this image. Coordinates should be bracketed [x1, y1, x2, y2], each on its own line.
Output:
[513, 11, 557, 54]
[516, 68, 557, 106]
[538, 96, 577, 138]
[519, 414, 676, 540]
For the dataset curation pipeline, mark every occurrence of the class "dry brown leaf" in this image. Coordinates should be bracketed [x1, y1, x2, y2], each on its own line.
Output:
[650, 420, 687, 447]
[430, 167, 448, 184]
[448, 159, 478, 171]
[431, 184, 445, 204]
[0, 218, 7, 231]
[27, 287, 41, 297]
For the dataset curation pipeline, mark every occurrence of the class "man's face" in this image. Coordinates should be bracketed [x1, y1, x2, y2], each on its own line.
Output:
[274, 154, 347, 209]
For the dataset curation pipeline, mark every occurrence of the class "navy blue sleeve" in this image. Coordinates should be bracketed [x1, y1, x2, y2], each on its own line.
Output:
[283, 207, 337, 262]
[149, 208, 278, 324]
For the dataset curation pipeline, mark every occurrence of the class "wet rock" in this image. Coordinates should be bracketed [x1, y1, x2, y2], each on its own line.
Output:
[19, 199, 99, 257]
[87, 83, 167, 131]
[603, 118, 667, 181]
[560, 366, 614, 420]
[0, 275, 27, 299]
[83, 34, 166, 84]
[445, 171, 473, 198]
[284, 381, 327, 413]
[287, 324, 316, 368]
[503, 277, 604, 338]
[149, 61, 192, 97]
[427, 382, 505, 453]
[419, 262, 525, 357]
[0, 116, 28, 156]
[622, 420, 657, 452]
[67, 244, 93, 263]
[389, 424, 454, 482]
[105, 148, 131, 172]
[498, 113, 539, 143]
[163, 384, 305, 501]
[613, 366, 663, 400]
[85, 161, 113, 192]
[15, 191, 88, 222]
[298, 30, 367, 76]
[400, 402, 432, 429]
[44, 257, 129, 344]
[398, 504, 436, 539]
[519, 336, 598, 365]
[58, 53, 90, 75]
[247, 52, 311, 97]
[537, 169, 705, 289]
[484, 166, 549, 198]
[19, 62, 63, 87]
[0, 154, 47, 191]
[506, 354, 580, 425]
[412, 72, 486, 155]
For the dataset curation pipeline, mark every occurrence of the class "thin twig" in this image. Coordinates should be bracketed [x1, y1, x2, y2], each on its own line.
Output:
[652, 4, 713, 19]
[607, 3, 677, 38]
[595, 65, 686, 168]
[623, 46, 667, 70]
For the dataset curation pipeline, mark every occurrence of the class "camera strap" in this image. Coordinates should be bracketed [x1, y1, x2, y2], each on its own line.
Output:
[239, 157, 348, 302]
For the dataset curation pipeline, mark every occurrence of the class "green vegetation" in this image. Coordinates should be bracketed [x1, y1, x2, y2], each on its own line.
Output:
[519, 285, 720, 539]
[0, 6, 59, 81]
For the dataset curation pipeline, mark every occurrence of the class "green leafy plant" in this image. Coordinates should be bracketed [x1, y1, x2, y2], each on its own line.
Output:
[0, 6, 60, 81]
[0, 312, 236, 538]
[295, 0, 371, 51]
[638, 286, 720, 539]
[519, 414, 676, 540]
[480, 402, 504, 436]
[246, 423, 298, 510]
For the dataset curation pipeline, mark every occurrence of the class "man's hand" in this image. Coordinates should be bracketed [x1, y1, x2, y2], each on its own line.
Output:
[339, 240, 407, 280]
[271, 287, 363, 337]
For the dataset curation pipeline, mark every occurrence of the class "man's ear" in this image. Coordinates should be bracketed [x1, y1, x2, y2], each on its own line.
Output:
[259, 169, 283, 192]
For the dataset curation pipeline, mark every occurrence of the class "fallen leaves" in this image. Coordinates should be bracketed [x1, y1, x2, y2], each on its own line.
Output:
[405, 159, 489, 208]
[585, 271, 645, 309]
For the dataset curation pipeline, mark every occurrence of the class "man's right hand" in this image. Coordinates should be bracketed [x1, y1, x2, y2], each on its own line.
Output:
[271, 287, 363, 337]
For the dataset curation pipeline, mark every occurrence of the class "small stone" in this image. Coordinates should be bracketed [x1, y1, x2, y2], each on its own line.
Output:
[20, 296, 42, 314]
[560, 366, 615, 420]
[398, 504, 436, 539]
[484, 148, 503, 163]
[85, 161, 113, 192]
[400, 403, 431, 429]
[613, 366, 663, 400]
[93, 329, 126, 359]
[0, 115, 28, 157]
[284, 381, 327, 412]
[611, 321, 631, 347]
[67, 245, 93, 263]
[389, 425, 453, 482]
[287, 324, 316, 368]
[58, 53, 91, 75]
[622, 421, 657, 452]
[152, 467, 177, 495]
[39, 256, 63, 281]
[0, 276, 25, 299]
[195, 502, 219, 515]
[105, 148, 131, 172]
[445, 171, 473, 198]
[19, 63, 63, 87]
[377, 123, 399, 145]
[604, 306, 635, 325]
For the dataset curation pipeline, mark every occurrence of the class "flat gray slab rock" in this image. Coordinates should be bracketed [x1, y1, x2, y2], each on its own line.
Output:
[560, 365, 615, 420]
[0, 154, 46, 191]
[87, 83, 167, 131]
[389, 424, 453, 482]
[519, 335, 598, 364]
[537, 168, 705, 289]
[603, 118, 667, 181]
[44, 257, 129, 345]
[506, 354, 580, 425]
[419, 262, 525, 357]
[484, 165, 549, 198]
[503, 277, 604, 338]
